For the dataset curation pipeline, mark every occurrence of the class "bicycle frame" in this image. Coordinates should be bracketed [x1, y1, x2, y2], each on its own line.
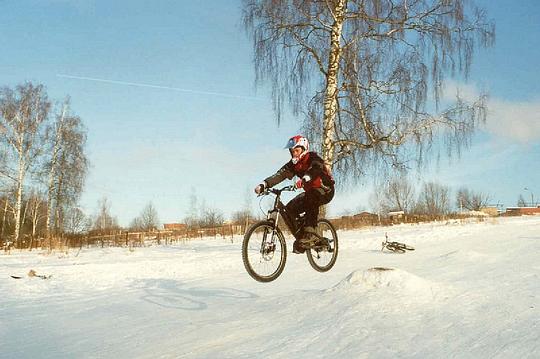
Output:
[259, 185, 329, 244]
[260, 185, 298, 236]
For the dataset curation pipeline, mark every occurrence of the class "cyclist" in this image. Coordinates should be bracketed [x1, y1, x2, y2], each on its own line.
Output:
[254, 135, 335, 253]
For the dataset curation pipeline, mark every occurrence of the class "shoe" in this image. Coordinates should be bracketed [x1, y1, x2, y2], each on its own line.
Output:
[303, 226, 317, 235]
[299, 226, 319, 246]
[298, 235, 318, 250]
[293, 240, 305, 254]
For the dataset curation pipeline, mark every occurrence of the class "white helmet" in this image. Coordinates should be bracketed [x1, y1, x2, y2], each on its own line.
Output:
[285, 135, 309, 164]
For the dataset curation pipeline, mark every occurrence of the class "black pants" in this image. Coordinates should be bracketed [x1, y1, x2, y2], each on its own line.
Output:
[285, 187, 334, 235]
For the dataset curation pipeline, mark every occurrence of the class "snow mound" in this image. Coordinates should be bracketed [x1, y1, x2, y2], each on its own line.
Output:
[330, 267, 436, 299]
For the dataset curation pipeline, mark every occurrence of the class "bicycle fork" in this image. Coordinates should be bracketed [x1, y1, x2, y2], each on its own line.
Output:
[260, 212, 280, 256]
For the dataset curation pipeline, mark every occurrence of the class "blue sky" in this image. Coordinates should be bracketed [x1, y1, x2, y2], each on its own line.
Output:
[1, 0, 539, 225]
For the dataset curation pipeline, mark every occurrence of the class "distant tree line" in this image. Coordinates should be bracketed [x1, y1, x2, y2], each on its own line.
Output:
[370, 174, 491, 217]
[183, 188, 225, 229]
[0, 82, 89, 247]
[0, 83, 173, 248]
[93, 187, 255, 238]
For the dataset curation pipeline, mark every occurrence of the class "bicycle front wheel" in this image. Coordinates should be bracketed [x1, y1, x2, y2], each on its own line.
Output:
[242, 221, 287, 282]
[401, 244, 415, 251]
[306, 218, 338, 272]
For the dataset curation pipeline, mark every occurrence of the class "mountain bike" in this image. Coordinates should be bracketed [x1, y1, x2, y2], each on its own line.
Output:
[242, 185, 338, 282]
[381, 233, 415, 253]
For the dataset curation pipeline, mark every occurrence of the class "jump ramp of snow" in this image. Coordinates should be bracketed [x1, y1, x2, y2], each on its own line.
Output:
[329, 267, 441, 301]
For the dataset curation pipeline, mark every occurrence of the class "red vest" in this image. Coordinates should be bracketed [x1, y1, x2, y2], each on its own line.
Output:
[293, 152, 323, 191]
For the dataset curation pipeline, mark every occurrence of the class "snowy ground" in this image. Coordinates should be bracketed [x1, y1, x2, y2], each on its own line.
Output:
[1, 216, 539, 358]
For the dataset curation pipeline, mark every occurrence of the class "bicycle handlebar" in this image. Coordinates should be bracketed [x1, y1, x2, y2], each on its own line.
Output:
[258, 184, 296, 197]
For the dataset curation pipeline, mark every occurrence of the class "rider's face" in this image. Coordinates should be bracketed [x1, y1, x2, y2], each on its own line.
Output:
[291, 147, 304, 159]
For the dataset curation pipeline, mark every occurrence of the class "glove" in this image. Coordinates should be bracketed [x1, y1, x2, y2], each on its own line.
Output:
[254, 183, 265, 194]
[295, 175, 311, 189]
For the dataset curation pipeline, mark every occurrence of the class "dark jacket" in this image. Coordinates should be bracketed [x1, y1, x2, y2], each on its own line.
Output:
[263, 152, 335, 193]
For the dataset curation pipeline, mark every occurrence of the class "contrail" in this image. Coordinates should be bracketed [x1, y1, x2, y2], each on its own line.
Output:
[57, 74, 262, 101]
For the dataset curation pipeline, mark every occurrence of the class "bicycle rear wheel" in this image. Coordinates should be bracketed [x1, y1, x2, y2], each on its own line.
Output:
[306, 218, 338, 272]
[242, 221, 287, 282]
[386, 243, 406, 253]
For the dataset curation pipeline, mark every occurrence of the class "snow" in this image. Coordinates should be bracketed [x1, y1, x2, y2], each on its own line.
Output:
[1, 216, 539, 358]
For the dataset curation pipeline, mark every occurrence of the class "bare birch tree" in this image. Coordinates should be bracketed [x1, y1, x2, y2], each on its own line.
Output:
[0, 196, 10, 240]
[184, 187, 200, 228]
[131, 202, 159, 231]
[517, 194, 526, 208]
[44, 98, 88, 237]
[92, 197, 119, 234]
[415, 181, 450, 216]
[129, 216, 144, 231]
[231, 187, 254, 225]
[374, 174, 416, 213]
[64, 207, 90, 235]
[200, 206, 224, 228]
[242, 0, 495, 181]
[25, 189, 47, 248]
[0, 82, 50, 243]
[456, 187, 489, 211]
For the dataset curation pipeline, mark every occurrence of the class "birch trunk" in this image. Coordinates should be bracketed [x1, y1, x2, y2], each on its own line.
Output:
[1, 83, 51, 245]
[46, 105, 66, 238]
[1, 200, 7, 239]
[54, 169, 64, 234]
[29, 196, 41, 250]
[46, 150, 58, 238]
[321, 0, 346, 172]
[30, 205, 37, 251]
[14, 154, 25, 244]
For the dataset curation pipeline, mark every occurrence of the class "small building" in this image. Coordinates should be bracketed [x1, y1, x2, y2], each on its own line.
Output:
[334, 211, 379, 228]
[387, 210, 405, 222]
[504, 206, 540, 216]
[352, 211, 378, 220]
